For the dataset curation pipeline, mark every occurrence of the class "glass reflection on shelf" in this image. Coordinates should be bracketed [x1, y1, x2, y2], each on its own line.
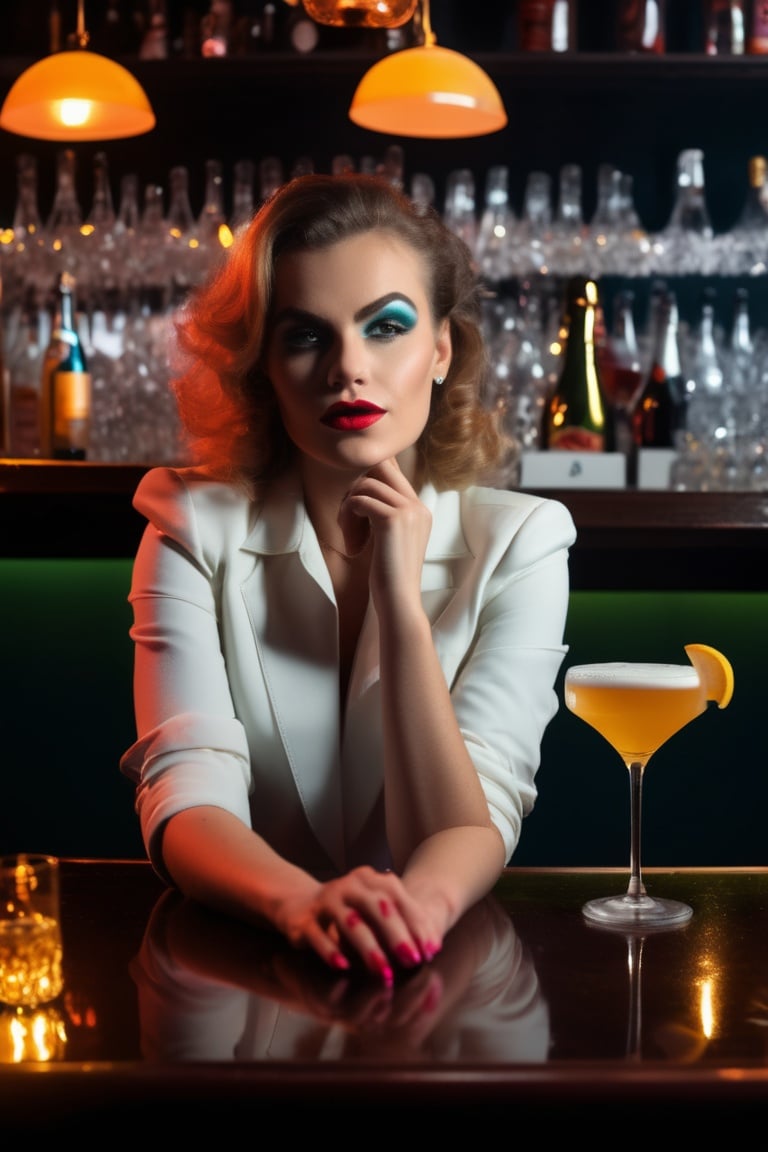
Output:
[130, 890, 550, 1065]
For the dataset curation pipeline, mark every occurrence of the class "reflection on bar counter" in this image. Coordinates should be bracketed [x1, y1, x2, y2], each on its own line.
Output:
[2, 145, 768, 483]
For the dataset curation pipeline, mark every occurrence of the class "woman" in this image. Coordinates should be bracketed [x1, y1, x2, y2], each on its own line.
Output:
[121, 172, 576, 987]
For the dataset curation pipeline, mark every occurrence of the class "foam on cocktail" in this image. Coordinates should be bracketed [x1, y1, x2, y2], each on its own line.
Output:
[565, 662, 700, 689]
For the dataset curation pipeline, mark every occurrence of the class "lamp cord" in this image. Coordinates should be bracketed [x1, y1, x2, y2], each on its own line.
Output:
[75, 0, 90, 48]
[422, 0, 436, 47]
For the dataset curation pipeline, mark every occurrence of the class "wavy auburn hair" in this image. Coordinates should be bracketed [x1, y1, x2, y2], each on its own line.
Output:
[171, 172, 507, 493]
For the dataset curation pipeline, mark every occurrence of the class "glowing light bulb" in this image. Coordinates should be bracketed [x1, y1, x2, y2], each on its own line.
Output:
[58, 99, 93, 128]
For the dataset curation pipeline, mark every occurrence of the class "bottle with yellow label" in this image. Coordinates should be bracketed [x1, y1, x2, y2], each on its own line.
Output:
[40, 272, 91, 460]
[541, 276, 612, 452]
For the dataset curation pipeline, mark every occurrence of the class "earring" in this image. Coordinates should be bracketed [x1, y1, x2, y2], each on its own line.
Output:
[433, 376, 445, 386]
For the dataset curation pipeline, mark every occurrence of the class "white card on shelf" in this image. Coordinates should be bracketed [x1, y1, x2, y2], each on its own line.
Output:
[520, 451, 626, 489]
[636, 449, 677, 490]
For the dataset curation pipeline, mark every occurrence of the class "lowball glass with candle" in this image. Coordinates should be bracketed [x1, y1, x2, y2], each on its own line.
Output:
[0, 854, 63, 1008]
[564, 645, 734, 929]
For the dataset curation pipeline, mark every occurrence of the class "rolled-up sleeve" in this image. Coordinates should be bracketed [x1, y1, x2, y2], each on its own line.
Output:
[121, 713, 252, 882]
[451, 495, 575, 860]
[119, 468, 255, 880]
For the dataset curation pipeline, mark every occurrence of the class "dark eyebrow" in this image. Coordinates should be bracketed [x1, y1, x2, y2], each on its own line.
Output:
[354, 293, 418, 323]
[271, 292, 418, 329]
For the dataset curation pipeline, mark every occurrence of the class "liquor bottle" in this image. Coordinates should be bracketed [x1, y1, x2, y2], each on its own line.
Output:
[91, 0, 141, 55]
[139, 182, 169, 307]
[476, 165, 514, 284]
[6, 288, 48, 458]
[40, 273, 92, 460]
[281, 1, 320, 53]
[665, 148, 713, 238]
[518, 1, 576, 52]
[730, 286, 753, 358]
[139, 0, 169, 59]
[749, 1, 768, 53]
[85, 151, 116, 234]
[115, 172, 140, 240]
[230, 159, 255, 231]
[10, 153, 46, 310]
[197, 158, 227, 245]
[615, 0, 665, 52]
[165, 165, 200, 300]
[729, 286, 753, 395]
[734, 155, 768, 230]
[45, 148, 83, 249]
[552, 163, 586, 272]
[541, 276, 612, 451]
[631, 290, 686, 449]
[49, 0, 62, 51]
[259, 156, 284, 205]
[443, 169, 478, 254]
[689, 288, 724, 397]
[200, 0, 232, 56]
[597, 289, 643, 455]
[703, 0, 745, 54]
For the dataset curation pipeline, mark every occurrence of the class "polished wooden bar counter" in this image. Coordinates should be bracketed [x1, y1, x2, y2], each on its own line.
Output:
[1, 861, 766, 1135]
[2, 460, 768, 589]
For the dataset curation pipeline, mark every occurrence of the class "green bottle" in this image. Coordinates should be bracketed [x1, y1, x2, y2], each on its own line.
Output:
[542, 276, 612, 451]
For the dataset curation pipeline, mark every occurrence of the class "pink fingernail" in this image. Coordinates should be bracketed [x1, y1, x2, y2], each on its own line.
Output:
[395, 942, 421, 967]
[422, 941, 441, 962]
[330, 951, 350, 971]
[378, 898, 391, 917]
[345, 910, 362, 929]
[370, 951, 394, 986]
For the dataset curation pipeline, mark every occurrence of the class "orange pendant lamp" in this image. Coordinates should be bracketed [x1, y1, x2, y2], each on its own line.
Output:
[0, 0, 155, 142]
[348, 0, 507, 138]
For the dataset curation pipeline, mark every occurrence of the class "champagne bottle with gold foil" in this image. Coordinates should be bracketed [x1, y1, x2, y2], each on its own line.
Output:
[40, 273, 91, 460]
[541, 276, 612, 451]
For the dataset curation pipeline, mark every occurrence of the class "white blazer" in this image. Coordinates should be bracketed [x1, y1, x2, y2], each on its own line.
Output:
[120, 466, 576, 881]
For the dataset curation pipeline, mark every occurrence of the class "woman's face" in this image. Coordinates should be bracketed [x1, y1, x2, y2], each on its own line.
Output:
[264, 230, 451, 478]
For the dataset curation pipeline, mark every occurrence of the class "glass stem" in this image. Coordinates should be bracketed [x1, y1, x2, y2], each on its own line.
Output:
[626, 760, 646, 898]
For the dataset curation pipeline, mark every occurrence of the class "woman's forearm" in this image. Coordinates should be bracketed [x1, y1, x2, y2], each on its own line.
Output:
[380, 606, 494, 868]
[402, 826, 507, 935]
[161, 805, 320, 928]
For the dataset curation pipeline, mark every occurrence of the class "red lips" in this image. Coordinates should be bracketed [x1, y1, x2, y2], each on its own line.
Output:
[321, 401, 385, 431]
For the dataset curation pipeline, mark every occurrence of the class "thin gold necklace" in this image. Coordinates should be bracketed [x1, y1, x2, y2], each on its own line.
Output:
[318, 537, 370, 562]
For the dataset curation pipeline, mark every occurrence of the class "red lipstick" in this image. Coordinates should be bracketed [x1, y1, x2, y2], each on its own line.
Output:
[321, 401, 385, 431]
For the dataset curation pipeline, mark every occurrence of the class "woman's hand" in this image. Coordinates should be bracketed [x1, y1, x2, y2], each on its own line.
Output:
[272, 865, 446, 985]
[338, 457, 432, 615]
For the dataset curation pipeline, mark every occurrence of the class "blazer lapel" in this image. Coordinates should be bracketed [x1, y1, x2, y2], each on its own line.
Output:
[240, 473, 346, 870]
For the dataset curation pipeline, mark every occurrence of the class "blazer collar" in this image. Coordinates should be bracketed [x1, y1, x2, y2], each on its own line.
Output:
[241, 469, 473, 564]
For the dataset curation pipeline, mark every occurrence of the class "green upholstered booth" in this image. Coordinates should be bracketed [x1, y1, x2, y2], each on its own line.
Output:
[0, 559, 763, 867]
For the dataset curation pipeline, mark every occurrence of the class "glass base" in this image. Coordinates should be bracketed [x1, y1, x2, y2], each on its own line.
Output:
[582, 892, 693, 930]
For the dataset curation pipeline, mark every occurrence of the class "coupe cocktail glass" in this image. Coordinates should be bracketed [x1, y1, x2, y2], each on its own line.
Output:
[564, 646, 733, 930]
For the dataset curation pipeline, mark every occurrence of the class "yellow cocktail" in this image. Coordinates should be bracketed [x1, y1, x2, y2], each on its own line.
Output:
[564, 645, 734, 930]
[565, 662, 705, 767]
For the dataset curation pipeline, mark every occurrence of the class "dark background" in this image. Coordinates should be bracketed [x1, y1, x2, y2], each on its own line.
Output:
[4, 1, 768, 331]
[0, 1, 763, 231]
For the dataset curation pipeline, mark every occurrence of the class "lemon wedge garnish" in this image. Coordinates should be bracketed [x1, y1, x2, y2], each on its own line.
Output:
[684, 644, 734, 709]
